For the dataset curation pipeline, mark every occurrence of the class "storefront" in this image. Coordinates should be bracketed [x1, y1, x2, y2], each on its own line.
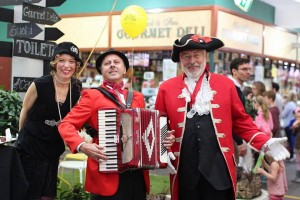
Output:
[52, 5, 299, 94]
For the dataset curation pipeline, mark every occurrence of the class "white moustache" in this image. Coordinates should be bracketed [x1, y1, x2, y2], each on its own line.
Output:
[187, 64, 200, 68]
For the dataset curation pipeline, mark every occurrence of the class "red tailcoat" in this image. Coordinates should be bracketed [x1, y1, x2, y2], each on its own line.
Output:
[155, 72, 270, 200]
[58, 87, 150, 196]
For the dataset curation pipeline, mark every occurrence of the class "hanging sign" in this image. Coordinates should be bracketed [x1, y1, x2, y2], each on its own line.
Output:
[0, 7, 14, 23]
[0, 0, 41, 6]
[13, 37, 56, 60]
[0, 41, 13, 57]
[46, 0, 66, 7]
[7, 23, 43, 38]
[13, 77, 37, 92]
[22, 2, 61, 25]
[45, 27, 64, 41]
[234, 0, 253, 12]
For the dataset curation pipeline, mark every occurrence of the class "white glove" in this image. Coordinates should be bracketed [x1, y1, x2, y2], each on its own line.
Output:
[165, 152, 177, 174]
[262, 137, 290, 161]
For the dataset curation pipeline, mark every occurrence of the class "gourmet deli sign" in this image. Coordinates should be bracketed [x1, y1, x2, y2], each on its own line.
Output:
[111, 10, 212, 48]
[22, 2, 61, 25]
[13, 37, 56, 60]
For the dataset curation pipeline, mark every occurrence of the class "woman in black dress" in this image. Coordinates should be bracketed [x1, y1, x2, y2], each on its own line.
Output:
[17, 42, 83, 200]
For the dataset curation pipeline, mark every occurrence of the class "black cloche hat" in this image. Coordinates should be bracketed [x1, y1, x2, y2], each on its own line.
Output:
[52, 42, 83, 66]
[95, 50, 129, 74]
[171, 34, 224, 62]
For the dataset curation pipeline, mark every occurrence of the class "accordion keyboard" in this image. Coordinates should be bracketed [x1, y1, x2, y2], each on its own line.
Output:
[160, 117, 168, 164]
[98, 109, 119, 172]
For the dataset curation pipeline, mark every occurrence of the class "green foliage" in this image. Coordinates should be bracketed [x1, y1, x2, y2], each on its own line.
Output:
[58, 183, 89, 200]
[0, 89, 22, 136]
[149, 175, 170, 195]
[245, 98, 257, 120]
[56, 171, 169, 199]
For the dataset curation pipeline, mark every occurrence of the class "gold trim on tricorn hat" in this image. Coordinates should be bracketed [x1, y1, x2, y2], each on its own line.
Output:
[171, 34, 224, 62]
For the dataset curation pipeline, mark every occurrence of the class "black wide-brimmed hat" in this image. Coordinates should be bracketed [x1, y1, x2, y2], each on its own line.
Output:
[51, 42, 83, 66]
[171, 34, 224, 62]
[95, 50, 129, 74]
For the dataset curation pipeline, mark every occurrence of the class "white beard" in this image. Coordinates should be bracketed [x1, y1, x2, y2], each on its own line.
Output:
[182, 61, 206, 81]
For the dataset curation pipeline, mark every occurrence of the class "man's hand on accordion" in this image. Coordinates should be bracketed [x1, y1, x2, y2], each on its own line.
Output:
[163, 130, 177, 174]
[80, 143, 108, 163]
[163, 130, 175, 149]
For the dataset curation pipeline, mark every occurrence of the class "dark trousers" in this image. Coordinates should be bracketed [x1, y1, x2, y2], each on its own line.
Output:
[285, 127, 295, 158]
[90, 170, 146, 200]
[179, 173, 233, 200]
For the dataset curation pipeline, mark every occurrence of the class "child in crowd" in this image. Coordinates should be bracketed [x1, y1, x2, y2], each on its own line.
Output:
[256, 155, 288, 200]
[253, 95, 274, 137]
[265, 91, 281, 138]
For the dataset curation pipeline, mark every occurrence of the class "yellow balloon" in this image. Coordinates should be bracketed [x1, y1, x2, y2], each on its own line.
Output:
[120, 5, 148, 38]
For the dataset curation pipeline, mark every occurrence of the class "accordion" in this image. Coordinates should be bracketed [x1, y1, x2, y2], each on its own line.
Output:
[98, 108, 168, 173]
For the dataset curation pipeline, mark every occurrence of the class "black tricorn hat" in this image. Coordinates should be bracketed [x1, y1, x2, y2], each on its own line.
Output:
[171, 34, 224, 62]
[51, 42, 83, 66]
[95, 50, 129, 74]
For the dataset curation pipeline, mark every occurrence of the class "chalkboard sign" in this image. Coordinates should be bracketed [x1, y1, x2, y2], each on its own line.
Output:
[0, 0, 41, 6]
[7, 23, 43, 39]
[13, 77, 37, 92]
[13, 37, 56, 60]
[22, 2, 61, 25]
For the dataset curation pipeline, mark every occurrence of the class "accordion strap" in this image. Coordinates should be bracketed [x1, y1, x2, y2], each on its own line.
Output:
[93, 87, 134, 109]
[126, 89, 134, 109]
[93, 87, 123, 108]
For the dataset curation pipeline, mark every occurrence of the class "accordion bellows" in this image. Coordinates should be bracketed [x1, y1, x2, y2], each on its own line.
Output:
[98, 108, 168, 173]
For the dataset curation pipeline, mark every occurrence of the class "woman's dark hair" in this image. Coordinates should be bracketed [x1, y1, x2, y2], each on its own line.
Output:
[242, 86, 253, 97]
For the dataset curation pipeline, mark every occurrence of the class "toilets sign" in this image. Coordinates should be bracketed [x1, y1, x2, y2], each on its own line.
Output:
[13, 37, 56, 60]
[22, 2, 61, 25]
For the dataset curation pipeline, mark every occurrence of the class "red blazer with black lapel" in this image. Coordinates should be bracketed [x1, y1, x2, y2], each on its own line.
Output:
[58, 87, 150, 196]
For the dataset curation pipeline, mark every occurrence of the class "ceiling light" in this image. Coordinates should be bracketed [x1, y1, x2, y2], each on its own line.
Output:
[147, 8, 164, 13]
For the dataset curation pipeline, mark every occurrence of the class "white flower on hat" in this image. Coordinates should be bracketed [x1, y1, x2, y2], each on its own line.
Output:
[70, 46, 78, 55]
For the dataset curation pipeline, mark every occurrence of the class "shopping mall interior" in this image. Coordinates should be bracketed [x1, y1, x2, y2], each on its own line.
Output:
[0, 0, 299, 97]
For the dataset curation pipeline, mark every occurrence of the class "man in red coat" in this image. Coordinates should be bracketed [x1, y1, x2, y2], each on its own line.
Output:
[155, 34, 290, 200]
[58, 50, 175, 200]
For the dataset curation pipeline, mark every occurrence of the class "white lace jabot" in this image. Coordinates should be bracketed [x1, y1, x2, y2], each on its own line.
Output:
[182, 76, 214, 118]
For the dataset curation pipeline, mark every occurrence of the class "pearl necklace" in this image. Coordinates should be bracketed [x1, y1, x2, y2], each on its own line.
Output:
[55, 75, 71, 84]
[54, 78, 72, 125]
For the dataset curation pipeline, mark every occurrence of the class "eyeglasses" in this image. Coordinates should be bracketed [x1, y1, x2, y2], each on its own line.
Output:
[238, 68, 251, 72]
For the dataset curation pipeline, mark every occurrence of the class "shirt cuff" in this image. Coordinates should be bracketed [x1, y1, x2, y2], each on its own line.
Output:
[76, 142, 86, 152]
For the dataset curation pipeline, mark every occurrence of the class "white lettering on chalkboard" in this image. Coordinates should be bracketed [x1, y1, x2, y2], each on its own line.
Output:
[15, 39, 54, 57]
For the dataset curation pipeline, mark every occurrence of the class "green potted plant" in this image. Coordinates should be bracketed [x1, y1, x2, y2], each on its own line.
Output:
[0, 88, 22, 136]
[58, 183, 90, 200]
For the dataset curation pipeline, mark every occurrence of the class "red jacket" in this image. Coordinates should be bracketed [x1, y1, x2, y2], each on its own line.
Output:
[155, 72, 270, 200]
[58, 87, 150, 196]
